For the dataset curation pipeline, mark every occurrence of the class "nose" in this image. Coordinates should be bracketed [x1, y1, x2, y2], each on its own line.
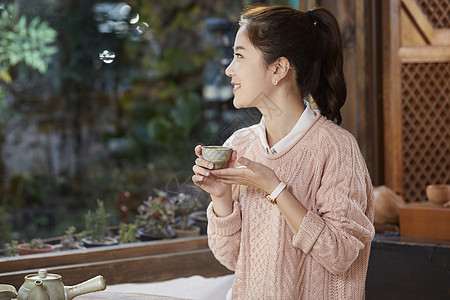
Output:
[225, 59, 234, 77]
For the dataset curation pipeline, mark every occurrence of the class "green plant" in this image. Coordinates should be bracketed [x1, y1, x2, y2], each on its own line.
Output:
[84, 199, 110, 243]
[17, 237, 54, 255]
[4, 240, 18, 256]
[29, 238, 46, 249]
[0, 3, 57, 207]
[146, 92, 204, 168]
[118, 221, 139, 244]
[0, 206, 11, 248]
[0, 3, 57, 79]
[137, 190, 175, 235]
[60, 226, 80, 250]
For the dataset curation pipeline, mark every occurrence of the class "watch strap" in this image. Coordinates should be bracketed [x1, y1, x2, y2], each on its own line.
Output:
[265, 181, 287, 205]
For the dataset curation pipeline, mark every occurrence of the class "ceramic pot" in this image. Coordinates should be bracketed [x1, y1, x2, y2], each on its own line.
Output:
[201, 146, 232, 169]
[169, 224, 201, 238]
[137, 227, 175, 241]
[17, 269, 106, 300]
[81, 237, 119, 248]
[189, 210, 208, 235]
[18, 243, 54, 256]
[373, 185, 405, 224]
[426, 184, 450, 205]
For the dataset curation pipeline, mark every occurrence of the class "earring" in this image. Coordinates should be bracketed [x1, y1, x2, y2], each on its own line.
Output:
[272, 78, 278, 86]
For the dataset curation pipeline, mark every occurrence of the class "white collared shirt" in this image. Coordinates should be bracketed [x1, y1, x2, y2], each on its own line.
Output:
[258, 101, 318, 155]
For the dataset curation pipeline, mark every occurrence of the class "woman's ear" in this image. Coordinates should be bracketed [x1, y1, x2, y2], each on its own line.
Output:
[271, 57, 291, 83]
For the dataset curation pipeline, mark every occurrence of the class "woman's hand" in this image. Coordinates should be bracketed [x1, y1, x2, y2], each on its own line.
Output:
[191, 145, 237, 199]
[213, 156, 307, 233]
[211, 157, 280, 195]
[192, 145, 238, 217]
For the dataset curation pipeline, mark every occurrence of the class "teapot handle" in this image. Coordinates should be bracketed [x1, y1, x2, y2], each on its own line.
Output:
[64, 275, 106, 300]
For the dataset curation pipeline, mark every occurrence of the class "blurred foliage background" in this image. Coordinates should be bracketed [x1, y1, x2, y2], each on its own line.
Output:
[0, 0, 289, 247]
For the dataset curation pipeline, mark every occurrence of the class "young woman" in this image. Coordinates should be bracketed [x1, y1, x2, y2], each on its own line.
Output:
[192, 5, 374, 299]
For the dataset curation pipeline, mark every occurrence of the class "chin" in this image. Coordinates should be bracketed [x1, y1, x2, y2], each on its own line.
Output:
[232, 98, 248, 109]
[232, 98, 241, 109]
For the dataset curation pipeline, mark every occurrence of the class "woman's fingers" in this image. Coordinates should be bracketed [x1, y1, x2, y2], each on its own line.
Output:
[192, 164, 211, 177]
[231, 150, 237, 160]
[236, 157, 261, 171]
[216, 178, 238, 185]
[212, 166, 249, 180]
[194, 146, 215, 169]
[195, 157, 214, 170]
[191, 174, 205, 186]
[226, 150, 238, 168]
[192, 145, 234, 198]
[194, 145, 203, 157]
[211, 157, 278, 193]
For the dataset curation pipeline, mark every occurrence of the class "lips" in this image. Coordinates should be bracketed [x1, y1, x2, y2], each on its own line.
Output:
[231, 82, 241, 92]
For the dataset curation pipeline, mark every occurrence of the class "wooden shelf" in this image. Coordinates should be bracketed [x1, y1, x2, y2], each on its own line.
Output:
[0, 236, 232, 290]
[399, 202, 450, 240]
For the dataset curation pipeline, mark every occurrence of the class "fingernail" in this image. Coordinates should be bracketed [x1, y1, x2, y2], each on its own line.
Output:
[208, 163, 214, 169]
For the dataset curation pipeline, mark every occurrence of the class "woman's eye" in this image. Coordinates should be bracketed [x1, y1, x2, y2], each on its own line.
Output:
[234, 53, 243, 58]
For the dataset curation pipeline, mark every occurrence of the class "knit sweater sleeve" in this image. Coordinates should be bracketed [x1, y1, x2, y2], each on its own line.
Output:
[292, 128, 375, 275]
[207, 200, 242, 271]
[206, 126, 257, 271]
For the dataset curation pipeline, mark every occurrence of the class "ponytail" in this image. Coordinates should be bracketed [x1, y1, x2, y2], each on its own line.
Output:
[309, 8, 346, 125]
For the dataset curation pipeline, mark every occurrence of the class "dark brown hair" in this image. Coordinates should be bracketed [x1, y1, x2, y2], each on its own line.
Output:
[239, 5, 346, 124]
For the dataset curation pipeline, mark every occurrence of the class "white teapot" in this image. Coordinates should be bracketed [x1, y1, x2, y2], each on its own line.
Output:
[17, 269, 106, 300]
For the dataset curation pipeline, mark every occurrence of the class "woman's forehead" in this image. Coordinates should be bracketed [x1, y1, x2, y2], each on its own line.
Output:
[234, 27, 251, 48]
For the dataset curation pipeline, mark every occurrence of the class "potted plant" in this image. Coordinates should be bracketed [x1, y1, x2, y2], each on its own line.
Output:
[118, 221, 139, 244]
[59, 226, 85, 251]
[168, 190, 202, 237]
[18, 238, 54, 255]
[136, 190, 176, 240]
[189, 210, 208, 236]
[82, 199, 119, 247]
[4, 240, 18, 257]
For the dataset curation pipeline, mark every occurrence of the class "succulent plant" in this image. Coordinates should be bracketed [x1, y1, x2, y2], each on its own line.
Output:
[137, 190, 175, 235]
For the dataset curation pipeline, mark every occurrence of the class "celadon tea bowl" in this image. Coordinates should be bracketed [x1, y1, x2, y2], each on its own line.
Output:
[202, 146, 232, 170]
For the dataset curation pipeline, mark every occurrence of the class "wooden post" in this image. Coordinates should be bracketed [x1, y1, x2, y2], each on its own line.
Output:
[317, 0, 383, 185]
[382, 0, 403, 194]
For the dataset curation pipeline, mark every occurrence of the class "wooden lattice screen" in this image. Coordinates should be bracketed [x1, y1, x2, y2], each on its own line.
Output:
[383, 0, 450, 202]
[416, 0, 449, 28]
[401, 62, 449, 202]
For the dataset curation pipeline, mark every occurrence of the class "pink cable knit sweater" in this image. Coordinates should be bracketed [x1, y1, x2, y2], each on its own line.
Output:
[207, 115, 375, 300]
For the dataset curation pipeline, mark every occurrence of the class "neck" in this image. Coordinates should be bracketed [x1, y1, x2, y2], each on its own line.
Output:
[260, 88, 305, 148]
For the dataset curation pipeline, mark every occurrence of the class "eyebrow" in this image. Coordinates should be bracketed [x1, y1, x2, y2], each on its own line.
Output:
[233, 46, 246, 51]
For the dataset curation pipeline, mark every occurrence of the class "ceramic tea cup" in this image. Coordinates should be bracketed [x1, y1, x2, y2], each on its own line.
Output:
[201, 146, 233, 170]
[426, 184, 450, 205]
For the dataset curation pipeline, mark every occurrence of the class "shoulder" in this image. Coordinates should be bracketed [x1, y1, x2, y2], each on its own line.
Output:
[223, 124, 260, 150]
[307, 117, 361, 160]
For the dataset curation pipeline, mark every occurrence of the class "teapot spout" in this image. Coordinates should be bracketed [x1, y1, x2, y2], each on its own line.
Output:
[28, 281, 49, 300]
[64, 275, 106, 300]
